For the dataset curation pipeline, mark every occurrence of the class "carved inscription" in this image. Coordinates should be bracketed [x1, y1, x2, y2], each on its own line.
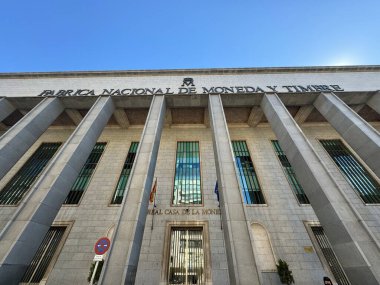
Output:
[37, 78, 344, 97]
[147, 208, 221, 216]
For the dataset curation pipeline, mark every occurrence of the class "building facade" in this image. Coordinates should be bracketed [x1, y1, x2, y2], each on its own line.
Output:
[0, 66, 379, 285]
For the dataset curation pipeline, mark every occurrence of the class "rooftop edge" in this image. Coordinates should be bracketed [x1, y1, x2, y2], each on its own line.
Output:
[1, 65, 380, 79]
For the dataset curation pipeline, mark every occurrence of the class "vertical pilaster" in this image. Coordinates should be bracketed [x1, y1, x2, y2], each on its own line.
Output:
[0, 96, 115, 285]
[208, 94, 260, 285]
[101, 95, 166, 285]
[0, 98, 15, 122]
[0, 97, 64, 181]
[262, 93, 380, 285]
[314, 92, 380, 178]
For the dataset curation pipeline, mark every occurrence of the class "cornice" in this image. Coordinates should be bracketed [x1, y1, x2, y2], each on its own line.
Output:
[0, 65, 380, 79]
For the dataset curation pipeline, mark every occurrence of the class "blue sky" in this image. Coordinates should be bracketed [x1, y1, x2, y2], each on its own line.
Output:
[0, 0, 379, 72]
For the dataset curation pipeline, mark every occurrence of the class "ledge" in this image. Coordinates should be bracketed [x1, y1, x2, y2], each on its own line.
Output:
[1, 65, 380, 79]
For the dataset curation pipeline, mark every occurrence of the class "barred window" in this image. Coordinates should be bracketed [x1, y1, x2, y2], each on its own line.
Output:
[0, 143, 61, 205]
[173, 142, 201, 205]
[168, 228, 204, 285]
[320, 139, 380, 204]
[272, 140, 309, 204]
[232, 141, 265, 204]
[311, 226, 350, 285]
[21, 226, 66, 284]
[111, 142, 139, 204]
[64, 143, 106, 204]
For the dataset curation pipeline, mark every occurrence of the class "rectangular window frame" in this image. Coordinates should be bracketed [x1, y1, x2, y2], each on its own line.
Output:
[63, 142, 107, 206]
[231, 140, 266, 205]
[171, 141, 203, 206]
[162, 221, 211, 285]
[319, 138, 380, 205]
[109, 141, 139, 205]
[20, 221, 73, 284]
[271, 139, 310, 206]
[0, 142, 62, 206]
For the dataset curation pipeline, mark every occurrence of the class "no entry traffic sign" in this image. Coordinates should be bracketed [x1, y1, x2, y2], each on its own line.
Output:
[94, 237, 111, 255]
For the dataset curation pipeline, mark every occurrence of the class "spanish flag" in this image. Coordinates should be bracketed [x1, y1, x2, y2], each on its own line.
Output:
[149, 178, 157, 203]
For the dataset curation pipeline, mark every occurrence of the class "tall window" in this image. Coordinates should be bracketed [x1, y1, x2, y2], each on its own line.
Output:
[320, 139, 380, 204]
[173, 142, 201, 205]
[232, 141, 265, 204]
[272, 140, 310, 204]
[0, 143, 61, 205]
[311, 226, 350, 285]
[21, 226, 66, 283]
[168, 228, 204, 285]
[111, 142, 139, 204]
[64, 143, 106, 204]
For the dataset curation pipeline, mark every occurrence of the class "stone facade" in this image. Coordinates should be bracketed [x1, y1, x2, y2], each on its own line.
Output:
[0, 66, 379, 285]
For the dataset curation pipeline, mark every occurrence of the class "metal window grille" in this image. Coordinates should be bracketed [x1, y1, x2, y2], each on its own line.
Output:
[173, 142, 201, 205]
[231, 141, 265, 204]
[21, 226, 66, 283]
[271, 140, 310, 204]
[311, 226, 350, 285]
[168, 228, 204, 285]
[111, 142, 139, 204]
[320, 139, 380, 204]
[0, 143, 61, 205]
[64, 143, 106, 204]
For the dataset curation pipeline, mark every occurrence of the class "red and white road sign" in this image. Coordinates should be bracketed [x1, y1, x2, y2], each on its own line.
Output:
[94, 237, 111, 255]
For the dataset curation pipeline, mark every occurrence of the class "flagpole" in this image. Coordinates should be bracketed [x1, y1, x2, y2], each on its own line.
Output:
[219, 200, 223, 230]
[215, 181, 223, 230]
[151, 177, 157, 231]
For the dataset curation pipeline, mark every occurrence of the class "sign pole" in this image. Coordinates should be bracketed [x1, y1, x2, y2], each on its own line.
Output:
[91, 236, 110, 284]
[89, 261, 99, 285]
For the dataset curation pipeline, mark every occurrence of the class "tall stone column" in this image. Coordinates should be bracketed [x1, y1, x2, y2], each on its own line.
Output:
[314, 92, 380, 178]
[0, 97, 64, 181]
[208, 94, 260, 285]
[0, 98, 15, 122]
[0, 96, 115, 285]
[367, 92, 380, 115]
[262, 93, 380, 285]
[101, 95, 166, 285]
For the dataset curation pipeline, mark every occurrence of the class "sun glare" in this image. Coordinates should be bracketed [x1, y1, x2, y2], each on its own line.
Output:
[327, 55, 362, 66]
